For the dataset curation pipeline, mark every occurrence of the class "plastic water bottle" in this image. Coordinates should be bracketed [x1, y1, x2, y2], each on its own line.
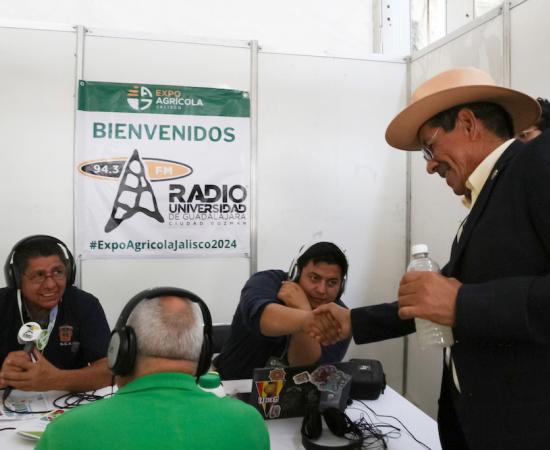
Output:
[407, 244, 454, 349]
[198, 371, 226, 398]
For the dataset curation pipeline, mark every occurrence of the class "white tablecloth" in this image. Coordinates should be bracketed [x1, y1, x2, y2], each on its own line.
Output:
[1, 383, 441, 450]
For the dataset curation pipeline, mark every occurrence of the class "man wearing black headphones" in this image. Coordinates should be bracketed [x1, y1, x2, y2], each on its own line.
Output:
[0, 235, 111, 392]
[214, 241, 351, 380]
[37, 289, 269, 450]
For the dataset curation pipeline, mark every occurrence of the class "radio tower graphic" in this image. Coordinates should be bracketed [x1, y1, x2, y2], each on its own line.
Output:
[104, 149, 164, 232]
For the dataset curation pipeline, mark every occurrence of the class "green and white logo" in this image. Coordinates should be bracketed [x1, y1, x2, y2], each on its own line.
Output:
[127, 86, 153, 111]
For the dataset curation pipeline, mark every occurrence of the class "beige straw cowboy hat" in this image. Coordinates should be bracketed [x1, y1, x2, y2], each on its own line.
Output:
[385, 67, 541, 150]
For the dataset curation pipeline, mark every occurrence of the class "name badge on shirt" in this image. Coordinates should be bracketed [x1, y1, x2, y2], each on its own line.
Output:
[58, 325, 74, 346]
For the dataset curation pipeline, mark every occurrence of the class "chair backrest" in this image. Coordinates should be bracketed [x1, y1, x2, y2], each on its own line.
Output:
[212, 323, 232, 354]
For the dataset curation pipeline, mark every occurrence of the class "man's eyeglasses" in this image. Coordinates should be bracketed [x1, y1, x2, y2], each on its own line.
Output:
[24, 266, 67, 285]
[421, 128, 440, 161]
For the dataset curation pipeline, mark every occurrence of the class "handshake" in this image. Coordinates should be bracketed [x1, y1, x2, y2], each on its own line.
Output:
[277, 280, 351, 346]
[303, 303, 352, 346]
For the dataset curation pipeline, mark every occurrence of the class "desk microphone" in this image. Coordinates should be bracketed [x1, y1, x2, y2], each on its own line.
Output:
[17, 321, 42, 353]
[2, 322, 43, 401]
[17, 322, 42, 367]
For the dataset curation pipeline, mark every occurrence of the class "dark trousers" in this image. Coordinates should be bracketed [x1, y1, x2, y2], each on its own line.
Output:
[437, 366, 469, 450]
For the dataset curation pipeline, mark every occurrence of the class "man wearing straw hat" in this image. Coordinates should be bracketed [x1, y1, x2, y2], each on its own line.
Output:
[312, 67, 549, 449]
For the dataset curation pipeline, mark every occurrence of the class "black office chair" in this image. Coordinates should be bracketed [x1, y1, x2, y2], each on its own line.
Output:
[212, 324, 232, 354]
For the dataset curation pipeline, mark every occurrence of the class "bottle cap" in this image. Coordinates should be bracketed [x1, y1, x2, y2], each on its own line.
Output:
[199, 371, 221, 389]
[411, 244, 428, 255]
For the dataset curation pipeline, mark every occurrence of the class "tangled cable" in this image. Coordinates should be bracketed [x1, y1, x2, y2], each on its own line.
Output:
[348, 400, 432, 450]
[1, 386, 114, 415]
[52, 390, 113, 409]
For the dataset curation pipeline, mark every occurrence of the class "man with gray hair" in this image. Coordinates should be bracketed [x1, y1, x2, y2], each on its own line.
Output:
[311, 67, 550, 449]
[37, 288, 269, 450]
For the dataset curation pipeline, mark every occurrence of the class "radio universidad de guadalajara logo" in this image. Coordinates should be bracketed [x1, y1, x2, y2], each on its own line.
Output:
[78, 150, 193, 232]
[78, 151, 248, 233]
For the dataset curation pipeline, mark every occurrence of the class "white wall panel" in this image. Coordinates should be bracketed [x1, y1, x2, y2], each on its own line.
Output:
[0, 27, 76, 266]
[258, 53, 408, 390]
[0, 0, 375, 58]
[83, 32, 251, 91]
[510, 0, 550, 99]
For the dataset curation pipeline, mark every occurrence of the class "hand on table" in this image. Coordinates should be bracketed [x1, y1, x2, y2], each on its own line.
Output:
[0, 348, 60, 391]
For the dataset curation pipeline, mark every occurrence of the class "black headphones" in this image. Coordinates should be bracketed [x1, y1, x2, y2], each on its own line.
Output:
[288, 243, 347, 297]
[301, 406, 363, 450]
[4, 235, 76, 289]
[288, 243, 308, 282]
[107, 287, 213, 381]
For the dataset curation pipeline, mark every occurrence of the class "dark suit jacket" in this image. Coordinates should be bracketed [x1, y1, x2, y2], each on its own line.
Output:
[351, 132, 550, 449]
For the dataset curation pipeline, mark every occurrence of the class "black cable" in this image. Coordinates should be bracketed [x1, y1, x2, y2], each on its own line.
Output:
[347, 405, 401, 436]
[0, 427, 17, 432]
[355, 400, 432, 450]
[1, 386, 113, 415]
[2, 386, 13, 402]
[2, 388, 53, 415]
[348, 412, 396, 449]
[53, 390, 112, 409]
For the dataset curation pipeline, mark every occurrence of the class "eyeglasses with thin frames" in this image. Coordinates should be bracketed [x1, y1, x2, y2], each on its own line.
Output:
[23, 266, 67, 285]
[421, 128, 440, 161]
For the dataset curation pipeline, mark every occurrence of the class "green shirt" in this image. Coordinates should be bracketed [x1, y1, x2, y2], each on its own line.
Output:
[36, 372, 269, 450]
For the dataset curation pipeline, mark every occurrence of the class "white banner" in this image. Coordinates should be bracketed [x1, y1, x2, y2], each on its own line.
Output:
[75, 81, 250, 258]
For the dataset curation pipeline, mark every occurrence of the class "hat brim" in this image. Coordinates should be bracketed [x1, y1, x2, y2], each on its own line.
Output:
[385, 85, 541, 150]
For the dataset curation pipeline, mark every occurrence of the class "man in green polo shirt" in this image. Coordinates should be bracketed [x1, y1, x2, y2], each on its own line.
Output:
[37, 290, 269, 450]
